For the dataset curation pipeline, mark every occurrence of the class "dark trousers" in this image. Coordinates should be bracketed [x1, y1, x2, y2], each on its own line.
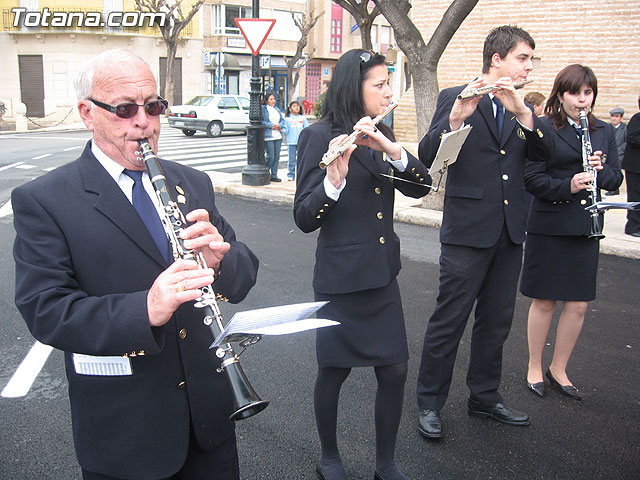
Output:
[82, 429, 239, 480]
[416, 227, 523, 411]
[625, 171, 640, 234]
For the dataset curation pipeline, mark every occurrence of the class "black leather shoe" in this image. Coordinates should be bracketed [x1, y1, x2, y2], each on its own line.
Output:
[546, 369, 583, 400]
[526, 378, 545, 397]
[467, 398, 530, 426]
[374, 473, 383, 480]
[418, 409, 442, 439]
[270, 177, 282, 182]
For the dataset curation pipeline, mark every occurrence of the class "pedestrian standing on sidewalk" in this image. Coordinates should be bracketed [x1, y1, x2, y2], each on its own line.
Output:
[294, 49, 431, 480]
[521, 64, 622, 401]
[262, 93, 285, 182]
[283, 100, 309, 181]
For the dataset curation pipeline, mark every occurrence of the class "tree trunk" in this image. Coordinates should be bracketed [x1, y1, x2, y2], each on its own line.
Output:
[165, 40, 177, 106]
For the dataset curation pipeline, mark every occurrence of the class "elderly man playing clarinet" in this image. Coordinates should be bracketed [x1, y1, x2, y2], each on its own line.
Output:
[12, 49, 259, 480]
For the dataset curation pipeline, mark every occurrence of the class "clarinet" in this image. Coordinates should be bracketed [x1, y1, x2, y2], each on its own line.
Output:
[136, 140, 269, 420]
[578, 109, 605, 240]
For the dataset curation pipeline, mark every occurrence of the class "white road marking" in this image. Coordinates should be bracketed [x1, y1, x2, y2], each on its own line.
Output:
[1, 341, 54, 398]
[32, 154, 52, 160]
[0, 200, 13, 217]
[15, 164, 37, 169]
[0, 162, 25, 172]
[63, 146, 83, 151]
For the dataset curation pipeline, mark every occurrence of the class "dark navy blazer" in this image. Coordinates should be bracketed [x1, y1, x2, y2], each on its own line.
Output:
[294, 121, 431, 295]
[419, 85, 554, 248]
[12, 142, 259, 479]
[525, 116, 623, 236]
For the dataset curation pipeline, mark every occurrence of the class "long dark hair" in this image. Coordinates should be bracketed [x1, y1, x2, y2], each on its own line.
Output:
[545, 64, 598, 131]
[321, 49, 392, 138]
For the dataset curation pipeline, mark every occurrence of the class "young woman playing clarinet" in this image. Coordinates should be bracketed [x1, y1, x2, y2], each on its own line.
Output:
[521, 64, 623, 400]
[293, 49, 431, 480]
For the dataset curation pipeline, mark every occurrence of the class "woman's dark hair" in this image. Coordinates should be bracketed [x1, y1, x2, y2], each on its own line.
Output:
[262, 92, 276, 106]
[321, 49, 391, 137]
[482, 25, 535, 74]
[545, 64, 598, 131]
[286, 101, 301, 117]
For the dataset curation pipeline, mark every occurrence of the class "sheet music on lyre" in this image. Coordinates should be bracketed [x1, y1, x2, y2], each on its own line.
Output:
[210, 301, 339, 348]
[428, 125, 473, 191]
[586, 201, 640, 211]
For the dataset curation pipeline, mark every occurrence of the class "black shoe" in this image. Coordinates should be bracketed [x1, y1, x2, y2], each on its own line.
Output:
[467, 398, 530, 426]
[605, 189, 619, 196]
[316, 464, 326, 480]
[270, 177, 282, 182]
[418, 409, 442, 439]
[526, 378, 545, 397]
[546, 369, 583, 401]
[628, 231, 640, 238]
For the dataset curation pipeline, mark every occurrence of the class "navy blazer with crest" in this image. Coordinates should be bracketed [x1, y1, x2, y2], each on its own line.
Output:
[294, 120, 431, 295]
[525, 116, 623, 236]
[12, 142, 259, 479]
[419, 85, 554, 248]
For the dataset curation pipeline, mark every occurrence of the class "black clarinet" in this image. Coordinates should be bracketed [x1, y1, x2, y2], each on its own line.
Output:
[578, 109, 605, 240]
[136, 140, 269, 420]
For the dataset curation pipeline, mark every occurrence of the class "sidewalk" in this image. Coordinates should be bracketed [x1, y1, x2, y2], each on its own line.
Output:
[6, 122, 639, 259]
[207, 167, 640, 260]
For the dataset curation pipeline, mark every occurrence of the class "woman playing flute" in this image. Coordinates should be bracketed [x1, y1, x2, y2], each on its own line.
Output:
[293, 49, 431, 480]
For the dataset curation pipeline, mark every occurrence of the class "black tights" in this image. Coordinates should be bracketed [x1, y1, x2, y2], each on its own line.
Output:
[314, 363, 408, 479]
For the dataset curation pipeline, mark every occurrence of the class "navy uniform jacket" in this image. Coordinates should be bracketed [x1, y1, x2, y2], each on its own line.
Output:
[525, 117, 623, 236]
[418, 85, 554, 247]
[294, 121, 431, 295]
[12, 142, 259, 479]
[623, 112, 640, 174]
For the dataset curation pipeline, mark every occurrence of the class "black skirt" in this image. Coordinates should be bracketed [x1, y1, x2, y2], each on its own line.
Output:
[314, 278, 408, 368]
[520, 233, 599, 301]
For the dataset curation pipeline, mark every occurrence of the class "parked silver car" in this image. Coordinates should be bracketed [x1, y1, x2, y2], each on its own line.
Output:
[167, 95, 251, 137]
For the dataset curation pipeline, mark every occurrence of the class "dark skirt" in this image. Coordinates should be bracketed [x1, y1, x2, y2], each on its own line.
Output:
[314, 278, 408, 368]
[520, 233, 599, 301]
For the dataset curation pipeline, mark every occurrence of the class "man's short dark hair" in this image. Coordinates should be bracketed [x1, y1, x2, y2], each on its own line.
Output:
[482, 25, 535, 74]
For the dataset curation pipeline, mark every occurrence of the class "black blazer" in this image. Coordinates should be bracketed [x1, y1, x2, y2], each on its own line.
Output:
[525, 117, 623, 236]
[12, 142, 259, 479]
[294, 121, 431, 295]
[419, 85, 554, 248]
[623, 112, 640, 174]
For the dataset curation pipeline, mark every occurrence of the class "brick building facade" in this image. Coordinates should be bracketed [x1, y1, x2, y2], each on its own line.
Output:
[393, 0, 640, 144]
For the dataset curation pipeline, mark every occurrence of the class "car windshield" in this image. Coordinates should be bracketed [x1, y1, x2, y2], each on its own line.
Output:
[185, 96, 215, 106]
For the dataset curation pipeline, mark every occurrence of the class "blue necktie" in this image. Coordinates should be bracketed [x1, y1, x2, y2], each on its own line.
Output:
[124, 169, 170, 263]
[493, 96, 504, 136]
[574, 125, 582, 138]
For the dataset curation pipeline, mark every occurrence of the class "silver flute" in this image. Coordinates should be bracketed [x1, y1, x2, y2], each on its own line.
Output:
[457, 78, 534, 100]
[136, 139, 269, 420]
[319, 103, 398, 169]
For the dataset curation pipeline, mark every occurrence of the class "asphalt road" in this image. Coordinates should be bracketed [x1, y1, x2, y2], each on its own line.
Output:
[1, 192, 639, 479]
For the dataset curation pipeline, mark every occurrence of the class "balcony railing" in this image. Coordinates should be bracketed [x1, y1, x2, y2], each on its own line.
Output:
[2, 7, 193, 37]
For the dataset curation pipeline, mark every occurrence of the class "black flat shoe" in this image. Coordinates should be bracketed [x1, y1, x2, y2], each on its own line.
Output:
[418, 409, 443, 439]
[374, 473, 383, 480]
[546, 369, 583, 400]
[467, 398, 530, 426]
[526, 378, 545, 397]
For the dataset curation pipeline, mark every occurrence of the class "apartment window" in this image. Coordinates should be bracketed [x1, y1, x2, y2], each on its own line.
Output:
[380, 25, 391, 50]
[330, 3, 342, 53]
[212, 4, 252, 35]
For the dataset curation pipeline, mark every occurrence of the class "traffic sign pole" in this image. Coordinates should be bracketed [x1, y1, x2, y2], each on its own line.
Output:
[237, 4, 275, 186]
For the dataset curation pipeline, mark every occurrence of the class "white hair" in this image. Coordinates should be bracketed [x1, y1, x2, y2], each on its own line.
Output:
[74, 49, 154, 100]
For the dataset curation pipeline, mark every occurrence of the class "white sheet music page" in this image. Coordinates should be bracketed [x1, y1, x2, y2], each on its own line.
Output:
[210, 301, 339, 348]
[431, 125, 473, 173]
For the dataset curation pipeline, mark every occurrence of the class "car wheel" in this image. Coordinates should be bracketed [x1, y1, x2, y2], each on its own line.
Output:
[182, 129, 196, 136]
[206, 121, 223, 138]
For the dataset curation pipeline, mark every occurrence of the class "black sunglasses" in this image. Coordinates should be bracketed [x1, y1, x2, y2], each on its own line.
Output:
[88, 97, 168, 119]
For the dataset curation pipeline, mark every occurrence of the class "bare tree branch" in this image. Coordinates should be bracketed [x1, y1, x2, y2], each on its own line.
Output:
[333, 0, 380, 51]
[284, 9, 324, 102]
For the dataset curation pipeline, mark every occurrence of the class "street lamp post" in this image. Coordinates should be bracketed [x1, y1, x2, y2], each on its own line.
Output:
[242, 0, 270, 186]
